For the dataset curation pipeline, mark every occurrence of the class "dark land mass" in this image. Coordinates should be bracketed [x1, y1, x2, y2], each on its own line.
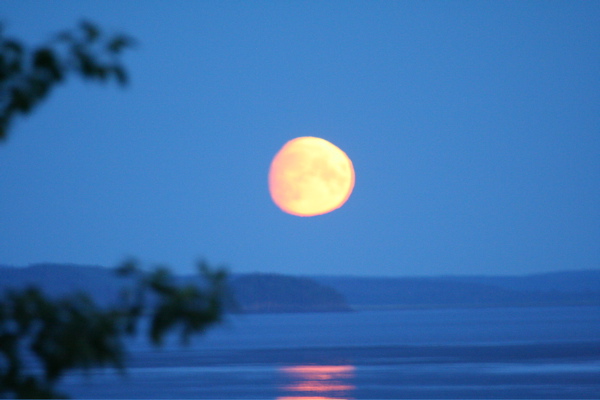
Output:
[0, 264, 599, 312]
[229, 273, 351, 313]
[0, 264, 350, 313]
[314, 270, 600, 310]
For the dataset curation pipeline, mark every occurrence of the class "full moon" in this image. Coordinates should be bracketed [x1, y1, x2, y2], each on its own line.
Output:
[269, 137, 355, 217]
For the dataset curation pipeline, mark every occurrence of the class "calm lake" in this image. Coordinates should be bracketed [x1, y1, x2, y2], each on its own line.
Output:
[59, 306, 600, 399]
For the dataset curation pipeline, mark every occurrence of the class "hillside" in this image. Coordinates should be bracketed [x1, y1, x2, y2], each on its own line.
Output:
[1, 264, 598, 312]
[229, 273, 351, 313]
[314, 270, 600, 309]
[0, 264, 351, 313]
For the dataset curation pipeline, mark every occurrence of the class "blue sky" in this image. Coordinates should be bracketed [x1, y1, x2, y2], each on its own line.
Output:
[1, 1, 599, 276]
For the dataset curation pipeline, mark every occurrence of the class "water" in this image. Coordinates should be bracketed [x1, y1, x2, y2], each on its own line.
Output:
[59, 306, 600, 399]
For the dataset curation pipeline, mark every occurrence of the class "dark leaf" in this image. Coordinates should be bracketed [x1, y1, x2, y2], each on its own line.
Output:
[75, 49, 97, 78]
[147, 267, 175, 295]
[112, 65, 128, 86]
[115, 260, 138, 276]
[0, 40, 23, 80]
[33, 48, 62, 81]
[96, 66, 108, 81]
[3, 40, 23, 56]
[10, 87, 33, 113]
[80, 20, 100, 42]
[7, 57, 22, 77]
[28, 77, 53, 100]
[0, 54, 5, 78]
[107, 36, 132, 54]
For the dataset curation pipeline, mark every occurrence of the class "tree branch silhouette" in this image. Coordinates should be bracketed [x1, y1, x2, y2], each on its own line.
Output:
[0, 260, 228, 399]
[0, 21, 229, 399]
[0, 20, 134, 141]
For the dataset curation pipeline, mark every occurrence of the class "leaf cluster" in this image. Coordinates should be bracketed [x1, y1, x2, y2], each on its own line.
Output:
[0, 20, 135, 141]
[116, 260, 228, 346]
[0, 261, 228, 399]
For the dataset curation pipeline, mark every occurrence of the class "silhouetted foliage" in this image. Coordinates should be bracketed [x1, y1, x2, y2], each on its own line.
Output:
[0, 260, 228, 399]
[0, 20, 134, 141]
[0, 22, 230, 399]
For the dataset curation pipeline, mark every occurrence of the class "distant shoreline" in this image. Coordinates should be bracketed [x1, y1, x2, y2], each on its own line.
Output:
[1, 264, 599, 314]
[350, 301, 600, 312]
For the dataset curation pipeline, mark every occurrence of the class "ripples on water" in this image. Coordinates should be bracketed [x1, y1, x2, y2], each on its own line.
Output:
[58, 306, 600, 399]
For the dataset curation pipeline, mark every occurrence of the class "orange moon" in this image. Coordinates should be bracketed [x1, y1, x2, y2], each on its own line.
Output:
[268, 137, 355, 217]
